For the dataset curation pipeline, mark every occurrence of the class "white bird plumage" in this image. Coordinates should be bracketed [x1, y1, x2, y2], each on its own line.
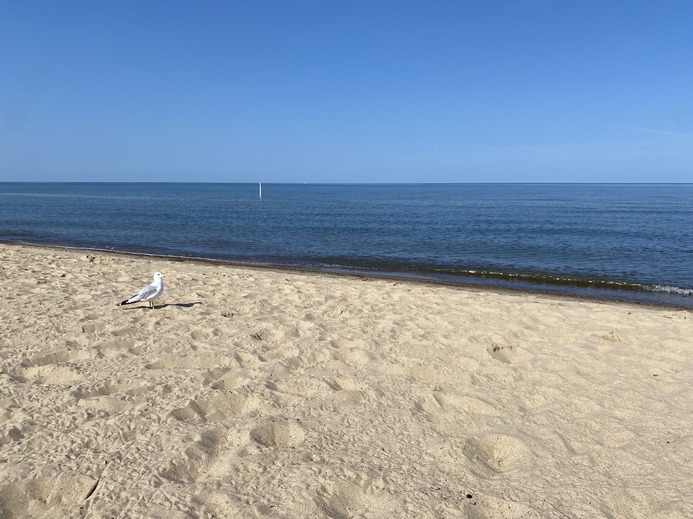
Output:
[118, 272, 164, 308]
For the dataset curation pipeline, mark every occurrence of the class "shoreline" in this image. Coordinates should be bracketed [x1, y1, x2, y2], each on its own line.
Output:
[3, 240, 692, 311]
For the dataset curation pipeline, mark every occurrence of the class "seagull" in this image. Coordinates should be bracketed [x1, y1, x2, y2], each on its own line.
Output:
[118, 272, 164, 308]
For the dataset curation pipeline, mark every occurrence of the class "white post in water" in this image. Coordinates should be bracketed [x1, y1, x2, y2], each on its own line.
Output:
[259, 182, 262, 199]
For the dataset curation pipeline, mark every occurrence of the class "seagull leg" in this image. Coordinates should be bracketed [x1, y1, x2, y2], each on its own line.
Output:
[149, 301, 154, 309]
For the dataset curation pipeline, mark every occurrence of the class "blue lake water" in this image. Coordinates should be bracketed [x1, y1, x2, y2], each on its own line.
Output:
[1, 182, 692, 308]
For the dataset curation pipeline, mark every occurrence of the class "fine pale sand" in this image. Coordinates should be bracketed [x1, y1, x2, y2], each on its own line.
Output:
[1, 243, 691, 519]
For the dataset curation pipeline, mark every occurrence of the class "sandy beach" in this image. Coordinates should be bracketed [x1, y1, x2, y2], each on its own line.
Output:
[0, 243, 691, 518]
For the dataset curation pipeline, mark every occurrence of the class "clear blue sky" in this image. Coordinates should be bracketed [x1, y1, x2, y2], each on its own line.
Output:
[1, 1, 692, 183]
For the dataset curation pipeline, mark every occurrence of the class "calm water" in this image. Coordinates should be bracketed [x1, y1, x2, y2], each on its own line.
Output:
[1, 183, 692, 308]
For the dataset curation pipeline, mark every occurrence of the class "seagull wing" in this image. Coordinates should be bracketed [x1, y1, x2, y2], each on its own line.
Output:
[120, 283, 157, 305]
[133, 283, 159, 302]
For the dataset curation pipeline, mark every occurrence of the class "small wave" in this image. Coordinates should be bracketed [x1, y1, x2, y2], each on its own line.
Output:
[648, 285, 693, 296]
[436, 268, 693, 296]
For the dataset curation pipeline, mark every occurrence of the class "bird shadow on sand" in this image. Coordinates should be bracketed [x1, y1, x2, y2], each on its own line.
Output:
[159, 302, 203, 309]
[120, 302, 203, 310]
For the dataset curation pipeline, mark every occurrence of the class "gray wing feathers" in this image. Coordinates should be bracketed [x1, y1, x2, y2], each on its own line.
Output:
[132, 284, 158, 302]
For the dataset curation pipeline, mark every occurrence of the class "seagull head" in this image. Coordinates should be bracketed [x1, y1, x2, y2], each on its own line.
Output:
[154, 272, 163, 281]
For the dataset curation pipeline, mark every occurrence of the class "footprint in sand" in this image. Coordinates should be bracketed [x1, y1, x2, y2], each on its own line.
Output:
[145, 356, 235, 370]
[11, 348, 93, 385]
[425, 391, 502, 417]
[332, 348, 373, 367]
[190, 328, 222, 341]
[463, 433, 532, 476]
[21, 349, 91, 368]
[72, 380, 151, 400]
[315, 476, 393, 519]
[94, 338, 139, 358]
[207, 368, 251, 390]
[170, 393, 256, 425]
[0, 399, 34, 447]
[161, 425, 228, 483]
[596, 331, 622, 343]
[316, 481, 366, 519]
[0, 473, 98, 519]
[250, 416, 305, 448]
[72, 380, 153, 415]
[487, 343, 532, 364]
[465, 492, 540, 519]
[0, 425, 25, 447]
